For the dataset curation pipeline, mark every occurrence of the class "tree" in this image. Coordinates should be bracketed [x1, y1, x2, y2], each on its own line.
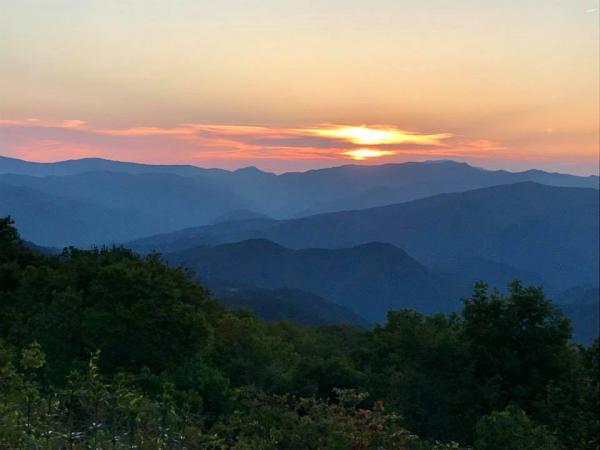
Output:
[363, 310, 474, 442]
[3, 246, 219, 376]
[0, 216, 41, 292]
[536, 339, 599, 450]
[474, 405, 557, 450]
[461, 281, 572, 413]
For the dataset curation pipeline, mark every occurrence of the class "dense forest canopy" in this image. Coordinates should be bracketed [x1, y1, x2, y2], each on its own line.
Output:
[0, 216, 597, 449]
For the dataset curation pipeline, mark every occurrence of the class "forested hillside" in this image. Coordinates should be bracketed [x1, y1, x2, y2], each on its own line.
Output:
[1, 217, 597, 449]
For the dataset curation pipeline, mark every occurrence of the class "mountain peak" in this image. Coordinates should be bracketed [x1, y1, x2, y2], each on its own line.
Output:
[423, 159, 467, 165]
[235, 166, 266, 174]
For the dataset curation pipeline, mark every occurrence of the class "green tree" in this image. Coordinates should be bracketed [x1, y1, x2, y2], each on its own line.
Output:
[363, 310, 474, 442]
[462, 281, 572, 413]
[536, 339, 599, 450]
[474, 405, 557, 450]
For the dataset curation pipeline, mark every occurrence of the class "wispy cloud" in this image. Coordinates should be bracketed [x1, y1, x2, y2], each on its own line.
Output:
[0, 118, 515, 169]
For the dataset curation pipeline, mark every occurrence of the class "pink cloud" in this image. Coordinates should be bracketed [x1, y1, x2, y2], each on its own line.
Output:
[15, 142, 106, 162]
[0, 119, 458, 165]
[3, 117, 592, 174]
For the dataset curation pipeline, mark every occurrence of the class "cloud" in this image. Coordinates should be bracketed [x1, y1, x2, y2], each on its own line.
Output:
[0, 118, 509, 169]
[0, 118, 87, 128]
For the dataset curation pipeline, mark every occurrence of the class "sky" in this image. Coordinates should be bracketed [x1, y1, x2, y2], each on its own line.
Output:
[0, 0, 598, 174]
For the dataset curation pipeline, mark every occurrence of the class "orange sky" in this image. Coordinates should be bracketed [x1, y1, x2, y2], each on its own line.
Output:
[0, 1, 598, 174]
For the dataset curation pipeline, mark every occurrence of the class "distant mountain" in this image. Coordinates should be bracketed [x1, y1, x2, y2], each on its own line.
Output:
[0, 156, 221, 177]
[0, 182, 156, 247]
[214, 160, 599, 217]
[166, 239, 451, 322]
[286, 161, 599, 216]
[0, 171, 255, 240]
[136, 183, 599, 291]
[2, 157, 598, 253]
[1, 157, 597, 221]
[210, 283, 366, 326]
[179, 160, 600, 217]
[130, 218, 277, 253]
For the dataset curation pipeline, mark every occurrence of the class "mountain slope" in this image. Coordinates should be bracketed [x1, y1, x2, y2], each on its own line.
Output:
[287, 160, 599, 215]
[0, 171, 255, 238]
[0, 182, 156, 247]
[2, 157, 597, 220]
[0, 156, 221, 177]
[167, 239, 451, 322]
[137, 183, 599, 291]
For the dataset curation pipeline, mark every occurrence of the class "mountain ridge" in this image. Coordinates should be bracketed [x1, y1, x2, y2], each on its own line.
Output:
[166, 238, 450, 322]
[132, 182, 599, 292]
[3, 155, 599, 180]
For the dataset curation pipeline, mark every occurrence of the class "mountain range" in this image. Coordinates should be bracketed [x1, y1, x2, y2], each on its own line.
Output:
[1, 156, 597, 341]
[1, 156, 597, 246]
[132, 182, 599, 291]
[161, 235, 595, 341]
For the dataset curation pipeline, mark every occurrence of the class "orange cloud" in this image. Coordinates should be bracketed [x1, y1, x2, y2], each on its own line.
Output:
[8, 117, 590, 173]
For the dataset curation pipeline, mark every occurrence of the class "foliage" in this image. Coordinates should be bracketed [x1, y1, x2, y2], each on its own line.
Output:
[473, 405, 557, 450]
[462, 281, 572, 413]
[535, 340, 599, 450]
[200, 387, 416, 449]
[363, 311, 474, 441]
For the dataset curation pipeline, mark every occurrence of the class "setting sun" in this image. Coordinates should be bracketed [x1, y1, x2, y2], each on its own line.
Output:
[308, 126, 452, 146]
[342, 148, 396, 160]
[321, 126, 399, 145]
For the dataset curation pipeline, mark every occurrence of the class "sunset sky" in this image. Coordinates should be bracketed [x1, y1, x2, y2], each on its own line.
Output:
[0, 0, 598, 174]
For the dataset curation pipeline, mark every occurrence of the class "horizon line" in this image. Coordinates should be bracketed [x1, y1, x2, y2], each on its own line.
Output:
[1, 154, 598, 178]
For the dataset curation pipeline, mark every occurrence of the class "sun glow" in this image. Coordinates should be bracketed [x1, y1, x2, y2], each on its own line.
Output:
[342, 148, 396, 160]
[308, 125, 452, 145]
[328, 126, 397, 145]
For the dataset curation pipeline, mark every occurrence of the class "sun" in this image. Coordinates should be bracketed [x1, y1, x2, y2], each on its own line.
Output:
[342, 149, 395, 160]
[311, 126, 403, 145]
[306, 125, 452, 146]
[327, 126, 398, 145]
